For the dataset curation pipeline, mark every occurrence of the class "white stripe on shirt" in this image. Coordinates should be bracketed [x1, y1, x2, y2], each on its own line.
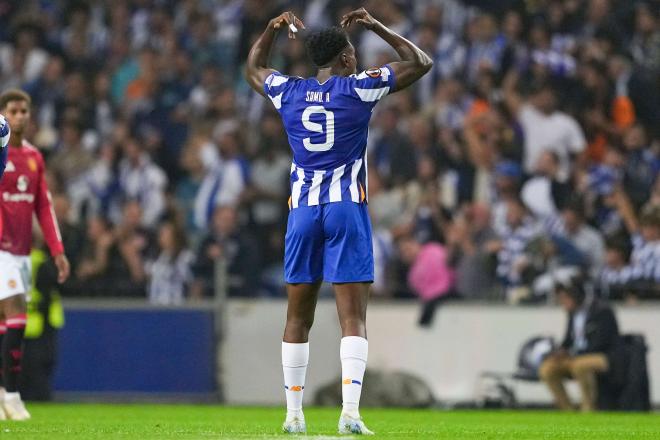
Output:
[355, 87, 390, 102]
[269, 92, 283, 109]
[307, 170, 325, 206]
[329, 164, 345, 202]
[291, 167, 305, 208]
[349, 159, 363, 202]
[266, 74, 289, 88]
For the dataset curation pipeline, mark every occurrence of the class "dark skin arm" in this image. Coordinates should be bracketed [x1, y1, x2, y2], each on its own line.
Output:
[340, 8, 433, 92]
[245, 11, 305, 97]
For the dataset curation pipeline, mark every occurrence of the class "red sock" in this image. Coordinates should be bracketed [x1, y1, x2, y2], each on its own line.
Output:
[0, 320, 5, 386]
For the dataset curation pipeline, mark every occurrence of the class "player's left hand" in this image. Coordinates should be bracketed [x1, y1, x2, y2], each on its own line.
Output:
[340, 7, 379, 30]
[54, 253, 71, 284]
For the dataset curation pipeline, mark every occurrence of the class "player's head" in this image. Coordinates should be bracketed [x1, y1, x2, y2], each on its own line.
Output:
[305, 27, 357, 76]
[0, 89, 31, 136]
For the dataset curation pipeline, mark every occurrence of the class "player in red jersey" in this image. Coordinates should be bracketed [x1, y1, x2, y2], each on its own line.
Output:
[0, 89, 70, 420]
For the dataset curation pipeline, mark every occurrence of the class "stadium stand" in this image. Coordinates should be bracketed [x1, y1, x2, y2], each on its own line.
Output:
[0, 0, 658, 304]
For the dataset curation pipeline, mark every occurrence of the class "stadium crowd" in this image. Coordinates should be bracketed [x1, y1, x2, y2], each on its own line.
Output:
[0, 0, 658, 304]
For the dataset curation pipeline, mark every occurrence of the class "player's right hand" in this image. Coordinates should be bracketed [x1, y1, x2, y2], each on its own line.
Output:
[340, 8, 379, 30]
[269, 11, 305, 39]
[54, 253, 71, 284]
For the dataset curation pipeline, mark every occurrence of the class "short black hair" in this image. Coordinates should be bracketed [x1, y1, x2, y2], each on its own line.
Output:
[305, 27, 349, 67]
[563, 196, 586, 219]
[605, 235, 632, 261]
[556, 275, 587, 305]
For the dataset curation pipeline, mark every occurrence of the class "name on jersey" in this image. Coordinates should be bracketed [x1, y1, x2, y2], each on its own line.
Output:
[306, 91, 330, 103]
[2, 192, 34, 203]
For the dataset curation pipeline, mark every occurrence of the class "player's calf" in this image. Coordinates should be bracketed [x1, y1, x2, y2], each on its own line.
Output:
[1, 313, 30, 420]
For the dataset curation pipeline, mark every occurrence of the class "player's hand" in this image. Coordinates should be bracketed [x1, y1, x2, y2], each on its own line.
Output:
[340, 8, 379, 30]
[269, 11, 305, 39]
[54, 253, 71, 284]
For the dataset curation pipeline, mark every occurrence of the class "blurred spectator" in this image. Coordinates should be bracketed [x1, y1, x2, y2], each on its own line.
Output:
[49, 120, 94, 195]
[493, 197, 543, 302]
[521, 150, 571, 219]
[0, 23, 48, 86]
[74, 216, 114, 297]
[147, 221, 194, 305]
[192, 137, 245, 231]
[503, 73, 587, 180]
[629, 2, 660, 73]
[114, 136, 168, 228]
[599, 234, 635, 300]
[547, 198, 606, 275]
[191, 205, 260, 298]
[75, 201, 151, 297]
[446, 203, 498, 300]
[398, 235, 454, 325]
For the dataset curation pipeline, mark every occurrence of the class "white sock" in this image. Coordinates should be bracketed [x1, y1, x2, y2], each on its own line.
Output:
[340, 336, 368, 417]
[282, 342, 309, 417]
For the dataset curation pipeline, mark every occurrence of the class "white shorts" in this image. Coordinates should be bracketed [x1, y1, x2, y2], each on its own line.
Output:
[0, 250, 31, 300]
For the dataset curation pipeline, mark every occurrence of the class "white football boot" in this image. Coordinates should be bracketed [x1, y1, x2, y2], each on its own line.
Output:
[2, 392, 31, 421]
[338, 412, 374, 435]
[282, 410, 306, 434]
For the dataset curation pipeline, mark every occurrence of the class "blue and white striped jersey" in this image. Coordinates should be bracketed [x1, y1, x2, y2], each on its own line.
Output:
[264, 65, 396, 208]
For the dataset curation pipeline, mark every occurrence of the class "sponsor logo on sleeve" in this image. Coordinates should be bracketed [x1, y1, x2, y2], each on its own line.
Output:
[366, 68, 382, 78]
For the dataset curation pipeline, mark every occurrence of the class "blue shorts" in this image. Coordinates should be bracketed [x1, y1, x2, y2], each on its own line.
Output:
[284, 201, 374, 284]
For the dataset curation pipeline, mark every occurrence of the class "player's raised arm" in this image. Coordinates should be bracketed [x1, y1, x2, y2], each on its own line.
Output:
[245, 11, 305, 97]
[341, 8, 432, 93]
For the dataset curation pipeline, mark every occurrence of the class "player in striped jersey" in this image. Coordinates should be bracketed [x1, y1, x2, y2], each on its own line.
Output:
[246, 8, 432, 435]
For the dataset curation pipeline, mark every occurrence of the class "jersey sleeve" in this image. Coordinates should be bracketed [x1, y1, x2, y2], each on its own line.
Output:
[351, 65, 397, 105]
[34, 152, 64, 256]
[263, 71, 293, 110]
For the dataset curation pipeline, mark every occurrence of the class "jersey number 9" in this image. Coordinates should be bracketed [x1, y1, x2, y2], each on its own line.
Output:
[302, 106, 334, 152]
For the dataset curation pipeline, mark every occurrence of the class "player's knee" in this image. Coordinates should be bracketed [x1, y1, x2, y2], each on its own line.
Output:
[539, 360, 558, 381]
[2, 295, 27, 317]
[286, 316, 315, 332]
[569, 361, 591, 378]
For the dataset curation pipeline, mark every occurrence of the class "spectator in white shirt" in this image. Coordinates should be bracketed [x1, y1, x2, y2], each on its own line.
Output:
[115, 136, 168, 228]
[503, 72, 587, 181]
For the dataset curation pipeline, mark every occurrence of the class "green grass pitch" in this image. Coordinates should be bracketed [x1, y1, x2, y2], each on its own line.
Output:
[2, 404, 660, 439]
